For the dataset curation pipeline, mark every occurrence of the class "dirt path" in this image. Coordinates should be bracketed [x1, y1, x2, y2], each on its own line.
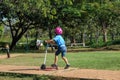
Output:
[0, 54, 120, 80]
[0, 64, 120, 80]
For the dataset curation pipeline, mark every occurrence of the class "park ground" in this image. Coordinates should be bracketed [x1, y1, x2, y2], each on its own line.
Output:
[0, 54, 120, 80]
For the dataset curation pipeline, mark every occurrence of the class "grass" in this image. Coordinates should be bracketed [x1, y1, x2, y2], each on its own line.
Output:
[0, 72, 33, 80]
[0, 51, 120, 80]
[70, 51, 120, 70]
[0, 76, 32, 80]
[0, 51, 120, 70]
[0, 72, 81, 80]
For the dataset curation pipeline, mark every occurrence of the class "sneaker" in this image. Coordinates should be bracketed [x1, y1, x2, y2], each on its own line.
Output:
[64, 64, 70, 69]
[51, 64, 58, 70]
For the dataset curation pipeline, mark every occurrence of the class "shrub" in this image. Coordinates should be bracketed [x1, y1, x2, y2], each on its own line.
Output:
[90, 39, 120, 48]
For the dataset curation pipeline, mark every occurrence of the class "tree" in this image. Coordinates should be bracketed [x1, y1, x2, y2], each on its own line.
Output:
[40, 0, 74, 40]
[0, 0, 120, 49]
[0, 0, 48, 50]
[96, 1, 120, 42]
[107, 1, 120, 40]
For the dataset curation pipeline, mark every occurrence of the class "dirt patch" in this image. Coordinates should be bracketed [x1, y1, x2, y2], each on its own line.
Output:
[0, 64, 120, 80]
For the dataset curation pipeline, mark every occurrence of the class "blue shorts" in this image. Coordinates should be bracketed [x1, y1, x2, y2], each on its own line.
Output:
[55, 46, 67, 57]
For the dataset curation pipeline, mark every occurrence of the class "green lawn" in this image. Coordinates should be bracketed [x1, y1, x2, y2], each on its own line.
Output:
[0, 51, 120, 70]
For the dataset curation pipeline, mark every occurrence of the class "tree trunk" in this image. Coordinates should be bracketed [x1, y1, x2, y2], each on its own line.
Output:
[95, 30, 100, 44]
[102, 23, 108, 42]
[48, 27, 52, 39]
[10, 30, 26, 50]
[103, 30, 107, 42]
[70, 36, 76, 47]
[89, 33, 93, 43]
[5, 44, 10, 58]
[6, 49, 10, 58]
[82, 33, 85, 47]
[34, 29, 39, 49]
[10, 38, 19, 50]
[80, 33, 86, 47]
[110, 32, 115, 40]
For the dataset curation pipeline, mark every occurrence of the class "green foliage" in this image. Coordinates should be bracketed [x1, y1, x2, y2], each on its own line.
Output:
[105, 40, 120, 46]
[90, 41, 105, 48]
[90, 40, 120, 48]
[0, 0, 120, 49]
[62, 7, 81, 17]
[0, 25, 4, 33]
[0, 41, 9, 47]
[0, 25, 4, 39]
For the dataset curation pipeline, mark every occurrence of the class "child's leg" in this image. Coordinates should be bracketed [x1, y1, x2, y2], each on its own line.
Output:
[54, 55, 58, 64]
[51, 55, 59, 70]
[62, 51, 70, 69]
[51, 49, 60, 67]
[61, 48, 69, 65]
[62, 56, 70, 69]
[62, 56, 69, 65]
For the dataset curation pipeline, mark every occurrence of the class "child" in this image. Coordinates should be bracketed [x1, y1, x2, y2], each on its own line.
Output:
[45, 26, 70, 69]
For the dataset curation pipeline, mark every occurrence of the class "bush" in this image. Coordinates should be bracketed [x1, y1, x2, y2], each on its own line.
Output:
[105, 40, 120, 46]
[90, 39, 120, 48]
[90, 41, 105, 48]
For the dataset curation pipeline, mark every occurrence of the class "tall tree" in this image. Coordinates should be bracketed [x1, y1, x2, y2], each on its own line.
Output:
[0, 0, 47, 50]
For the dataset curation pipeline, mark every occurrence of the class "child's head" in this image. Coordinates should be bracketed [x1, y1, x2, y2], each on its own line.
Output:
[55, 26, 63, 35]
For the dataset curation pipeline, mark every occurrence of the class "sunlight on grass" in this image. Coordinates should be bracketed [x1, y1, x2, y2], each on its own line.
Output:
[0, 51, 120, 70]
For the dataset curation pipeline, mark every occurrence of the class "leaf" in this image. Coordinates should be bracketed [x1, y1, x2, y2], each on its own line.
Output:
[51, 8, 56, 15]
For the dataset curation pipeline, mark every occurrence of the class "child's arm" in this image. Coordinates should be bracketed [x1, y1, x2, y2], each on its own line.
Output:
[45, 39, 56, 44]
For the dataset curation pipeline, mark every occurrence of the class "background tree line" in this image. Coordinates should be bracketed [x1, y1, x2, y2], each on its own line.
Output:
[0, 0, 120, 50]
